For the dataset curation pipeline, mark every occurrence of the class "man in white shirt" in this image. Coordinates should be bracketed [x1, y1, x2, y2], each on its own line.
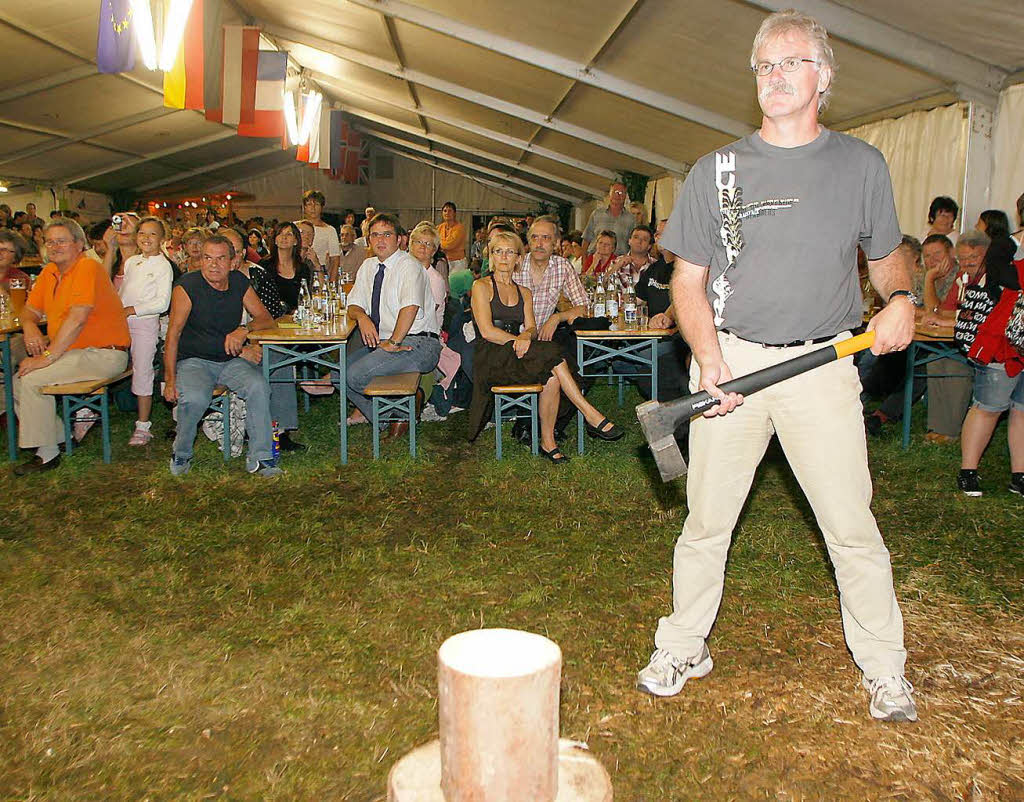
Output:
[346, 213, 441, 436]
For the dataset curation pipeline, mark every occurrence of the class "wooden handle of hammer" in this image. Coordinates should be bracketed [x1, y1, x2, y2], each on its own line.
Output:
[671, 331, 875, 418]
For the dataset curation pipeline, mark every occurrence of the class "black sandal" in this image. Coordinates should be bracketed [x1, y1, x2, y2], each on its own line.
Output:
[539, 446, 570, 464]
[585, 417, 624, 441]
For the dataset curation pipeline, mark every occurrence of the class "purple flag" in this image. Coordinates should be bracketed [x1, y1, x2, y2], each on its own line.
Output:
[96, 0, 136, 74]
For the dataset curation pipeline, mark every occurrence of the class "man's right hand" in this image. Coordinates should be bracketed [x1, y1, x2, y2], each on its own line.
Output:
[698, 359, 743, 417]
[23, 328, 49, 356]
[163, 380, 178, 403]
[358, 315, 380, 348]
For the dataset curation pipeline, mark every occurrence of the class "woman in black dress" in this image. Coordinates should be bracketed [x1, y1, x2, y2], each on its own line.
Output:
[260, 222, 312, 314]
[468, 231, 622, 463]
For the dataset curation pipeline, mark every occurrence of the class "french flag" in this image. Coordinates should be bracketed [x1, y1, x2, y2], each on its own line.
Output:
[237, 50, 287, 137]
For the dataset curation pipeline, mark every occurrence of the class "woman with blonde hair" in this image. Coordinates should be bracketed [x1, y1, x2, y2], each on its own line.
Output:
[468, 230, 622, 463]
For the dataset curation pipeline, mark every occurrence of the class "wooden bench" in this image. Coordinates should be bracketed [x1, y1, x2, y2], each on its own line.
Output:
[364, 372, 421, 459]
[42, 369, 133, 463]
[491, 384, 543, 459]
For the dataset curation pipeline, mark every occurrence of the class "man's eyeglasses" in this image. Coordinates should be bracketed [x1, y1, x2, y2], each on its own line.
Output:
[44, 239, 73, 248]
[751, 57, 819, 76]
[369, 231, 396, 240]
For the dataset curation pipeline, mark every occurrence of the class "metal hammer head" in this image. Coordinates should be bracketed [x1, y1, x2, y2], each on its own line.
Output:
[636, 400, 688, 482]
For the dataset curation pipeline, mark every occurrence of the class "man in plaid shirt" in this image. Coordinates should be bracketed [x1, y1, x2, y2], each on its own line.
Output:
[513, 215, 589, 342]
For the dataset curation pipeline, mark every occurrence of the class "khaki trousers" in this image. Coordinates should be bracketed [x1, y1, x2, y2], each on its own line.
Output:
[654, 332, 907, 679]
[13, 348, 129, 449]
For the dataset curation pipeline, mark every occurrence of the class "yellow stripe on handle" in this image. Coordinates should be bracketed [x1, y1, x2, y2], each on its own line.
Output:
[833, 331, 875, 360]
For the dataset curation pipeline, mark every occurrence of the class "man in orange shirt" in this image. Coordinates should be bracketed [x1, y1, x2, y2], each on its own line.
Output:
[438, 201, 467, 273]
[13, 218, 130, 475]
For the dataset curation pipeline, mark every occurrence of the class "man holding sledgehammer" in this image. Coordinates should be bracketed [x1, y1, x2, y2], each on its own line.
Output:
[636, 10, 919, 722]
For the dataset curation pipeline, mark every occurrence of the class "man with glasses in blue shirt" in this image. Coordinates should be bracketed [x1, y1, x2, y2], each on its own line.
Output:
[345, 213, 441, 438]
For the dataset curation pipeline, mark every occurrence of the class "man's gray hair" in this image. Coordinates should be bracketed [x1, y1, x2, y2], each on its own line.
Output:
[339, 223, 357, 236]
[958, 228, 991, 249]
[527, 214, 562, 240]
[44, 217, 87, 247]
[751, 9, 837, 111]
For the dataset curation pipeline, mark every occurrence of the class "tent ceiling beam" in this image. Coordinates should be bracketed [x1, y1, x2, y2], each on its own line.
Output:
[66, 130, 239, 186]
[134, 147, 285, 192]
[333, 103, 602, 196]
[375, 144, 552, 206]
[0, 107, 180, 168]
[309, 71, 617, 180]
[743, 0, 1006, 106]
[0, 64, 96, 104]
[263, 23, 688, 173]
[349, 0, 753, 138]
[359, 129, 584, 204]
[197, 160, 308, 197]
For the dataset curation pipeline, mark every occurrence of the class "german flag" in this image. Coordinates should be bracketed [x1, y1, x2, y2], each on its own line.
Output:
[163, 0, 223, 112]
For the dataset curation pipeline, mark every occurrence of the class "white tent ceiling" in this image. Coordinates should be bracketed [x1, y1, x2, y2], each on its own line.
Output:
[0, 0, 1021, 205]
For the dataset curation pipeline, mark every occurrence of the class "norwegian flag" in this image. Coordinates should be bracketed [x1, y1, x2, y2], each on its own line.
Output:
[328, 122, 369, 184]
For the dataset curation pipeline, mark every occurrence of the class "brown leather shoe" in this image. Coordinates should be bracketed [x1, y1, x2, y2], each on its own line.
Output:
[13, 455, 61, 476]
[386, 421, 410, 439]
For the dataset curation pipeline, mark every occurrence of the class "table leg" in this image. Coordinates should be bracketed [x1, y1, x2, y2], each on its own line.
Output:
[577, 338, 585, 456]
[338, 343, 347, 464]
[902, 343, 916, 451]
[2, 336, 15, 461]
[649, 338, 658, 403]
[262, 347, 274, 458]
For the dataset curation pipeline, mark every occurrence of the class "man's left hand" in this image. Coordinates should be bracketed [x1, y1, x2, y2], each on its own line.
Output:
[225, 326, 247, 356]
[867, 297, 915, 355]
[649, 312, 672, 330]
[17, 355, 50, 377]
[539, 317, 560, 341]
[379, 340, 412, 353]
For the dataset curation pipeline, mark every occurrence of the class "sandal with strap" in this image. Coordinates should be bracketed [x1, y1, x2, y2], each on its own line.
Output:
[585, 416, 624, 441]
[539, 446, 570, 464]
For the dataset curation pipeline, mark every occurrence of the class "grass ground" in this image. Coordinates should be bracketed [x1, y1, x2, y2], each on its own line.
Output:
[0, 384, 1021, 801]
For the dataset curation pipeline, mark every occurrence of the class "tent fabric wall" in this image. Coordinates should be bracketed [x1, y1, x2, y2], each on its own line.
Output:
[228, 164, 369, 223]
[370, 150, 536, 234]
[845, 103, 968, 235]
[2, 188, 110, 221]
[991, 83, 1024, 229]
[643, 175, 683, 225]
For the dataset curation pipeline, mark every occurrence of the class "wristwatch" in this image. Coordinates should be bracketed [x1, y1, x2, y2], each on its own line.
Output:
[887, 289, 918, 306]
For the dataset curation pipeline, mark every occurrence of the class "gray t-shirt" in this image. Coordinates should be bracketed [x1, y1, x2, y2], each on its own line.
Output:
[583, 206, 636, 255]
[662, 129, 901, 343]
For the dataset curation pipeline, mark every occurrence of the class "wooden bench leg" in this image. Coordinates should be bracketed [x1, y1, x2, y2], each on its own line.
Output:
[62, 396, 73, 457]
[494, 395, 503, 460]
[100, 390, 111, 464]
[372, 397, 381, 459]
[408, 395, 416, 458]
[530, 393, 539, 456]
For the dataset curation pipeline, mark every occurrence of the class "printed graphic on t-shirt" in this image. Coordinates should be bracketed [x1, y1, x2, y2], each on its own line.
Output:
[711, 151, 799, 326]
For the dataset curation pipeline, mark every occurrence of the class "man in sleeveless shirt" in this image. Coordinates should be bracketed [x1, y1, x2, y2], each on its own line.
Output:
[636, 10, 919, 723]
[163, 236, 279, 477]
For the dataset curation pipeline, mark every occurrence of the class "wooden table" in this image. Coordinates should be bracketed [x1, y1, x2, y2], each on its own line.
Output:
[574, 327, 674, 455]
[250, 318, 354, 463]
[900, 322, 971, 449]
[0, 318, 21, 461]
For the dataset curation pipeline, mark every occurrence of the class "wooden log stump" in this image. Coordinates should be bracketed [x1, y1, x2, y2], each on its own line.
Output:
[388, 739, 612, 802]
[438, 628, 561, 802]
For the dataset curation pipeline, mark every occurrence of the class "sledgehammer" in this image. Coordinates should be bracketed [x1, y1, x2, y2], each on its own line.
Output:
[637, 331, 875, 482]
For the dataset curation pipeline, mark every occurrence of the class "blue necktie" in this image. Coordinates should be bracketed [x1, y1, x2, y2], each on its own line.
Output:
[370, 262, 387, 331]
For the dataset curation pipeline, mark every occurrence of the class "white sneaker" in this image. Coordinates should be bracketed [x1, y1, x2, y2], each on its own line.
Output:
[862, 675, 918, 722]
[636, 644, 713, 697]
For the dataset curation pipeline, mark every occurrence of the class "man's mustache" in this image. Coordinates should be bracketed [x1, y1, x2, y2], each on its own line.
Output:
[759, 82, 796, 102]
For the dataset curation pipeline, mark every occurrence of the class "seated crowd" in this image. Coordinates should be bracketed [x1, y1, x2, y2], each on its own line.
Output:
[1, 183, 1022, 494]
